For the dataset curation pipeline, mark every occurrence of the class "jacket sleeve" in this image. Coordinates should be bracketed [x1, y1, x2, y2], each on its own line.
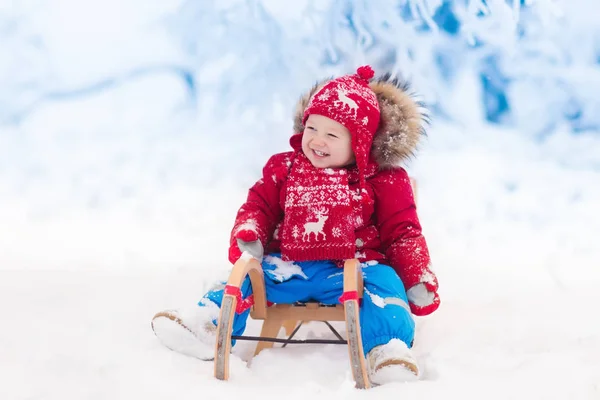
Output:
[372, 169, 439, 292]
[228, 153, 288, 263]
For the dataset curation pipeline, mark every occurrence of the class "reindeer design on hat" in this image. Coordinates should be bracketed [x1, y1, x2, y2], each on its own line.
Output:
[334, 88, 358, 116]
[302, 207, 329, 242]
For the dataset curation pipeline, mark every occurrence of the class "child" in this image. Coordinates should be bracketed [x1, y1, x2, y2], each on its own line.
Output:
[152, 65, 440, 385]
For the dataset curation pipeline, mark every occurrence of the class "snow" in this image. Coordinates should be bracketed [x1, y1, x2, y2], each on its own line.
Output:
[1, 1, 600, 399]
[365, 288, 411, 312]
[1, 269, 598, 399]
[263, 256, 308, 282]
[365, 288, 386, 308]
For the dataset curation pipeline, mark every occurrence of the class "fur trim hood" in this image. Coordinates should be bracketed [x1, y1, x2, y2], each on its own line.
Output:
[293, 73, 428, 168]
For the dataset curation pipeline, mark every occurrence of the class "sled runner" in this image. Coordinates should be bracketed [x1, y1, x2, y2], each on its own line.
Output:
[214, 257, 371, 389]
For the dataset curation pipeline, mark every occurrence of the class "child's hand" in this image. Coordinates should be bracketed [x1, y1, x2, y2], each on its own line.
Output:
[406, 282, 440, 316]
[229, 229, 264, 262]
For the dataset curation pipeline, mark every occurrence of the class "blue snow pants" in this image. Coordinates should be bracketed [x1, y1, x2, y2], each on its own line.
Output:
[198, 253, 415, 356]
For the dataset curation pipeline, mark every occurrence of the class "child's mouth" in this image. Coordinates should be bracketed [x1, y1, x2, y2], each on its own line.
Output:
[313, 149, 329, 157]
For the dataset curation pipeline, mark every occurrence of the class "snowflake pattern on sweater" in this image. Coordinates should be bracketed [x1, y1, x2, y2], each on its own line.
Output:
[280, 153, 357, 261]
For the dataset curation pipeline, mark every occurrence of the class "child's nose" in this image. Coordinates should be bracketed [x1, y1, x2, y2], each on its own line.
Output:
[312, 135, 326, 147]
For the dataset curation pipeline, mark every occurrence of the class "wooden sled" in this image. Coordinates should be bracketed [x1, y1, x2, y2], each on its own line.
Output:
[213, 257, 371, 389]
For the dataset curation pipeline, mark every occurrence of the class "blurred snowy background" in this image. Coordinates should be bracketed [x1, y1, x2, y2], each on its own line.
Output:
[1, 0, 598, 275]
[1, 1, 600, 398]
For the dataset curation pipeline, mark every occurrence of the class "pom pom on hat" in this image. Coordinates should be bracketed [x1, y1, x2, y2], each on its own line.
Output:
[356, 65, 375, 81]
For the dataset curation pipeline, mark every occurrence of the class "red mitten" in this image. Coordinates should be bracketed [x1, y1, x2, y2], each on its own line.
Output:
[228, 244, 242, 264]
[406, 282, 440, 316]
[228, 229, 263, 263]
[235, 229, 258, 243]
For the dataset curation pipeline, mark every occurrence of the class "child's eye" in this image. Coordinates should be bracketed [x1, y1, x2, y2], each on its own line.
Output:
[327, 133, 338, 138]
[306, 126, 316, 131]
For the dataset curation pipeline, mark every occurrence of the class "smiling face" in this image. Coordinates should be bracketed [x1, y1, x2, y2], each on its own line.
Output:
[301, 114, 355, 169]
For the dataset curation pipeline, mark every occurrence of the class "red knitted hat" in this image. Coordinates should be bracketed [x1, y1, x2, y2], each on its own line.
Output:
[302, 65, 380, 203]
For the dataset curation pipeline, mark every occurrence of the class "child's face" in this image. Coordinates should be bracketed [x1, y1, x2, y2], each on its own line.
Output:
[301, 114, 355, 169]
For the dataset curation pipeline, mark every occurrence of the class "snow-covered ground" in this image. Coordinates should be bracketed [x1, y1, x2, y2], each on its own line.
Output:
[1, 73, 599, 399]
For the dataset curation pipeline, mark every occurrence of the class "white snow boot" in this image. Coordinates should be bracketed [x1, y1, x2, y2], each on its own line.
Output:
[151, 304, 219, 360]
[367, 339, 419, 385]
